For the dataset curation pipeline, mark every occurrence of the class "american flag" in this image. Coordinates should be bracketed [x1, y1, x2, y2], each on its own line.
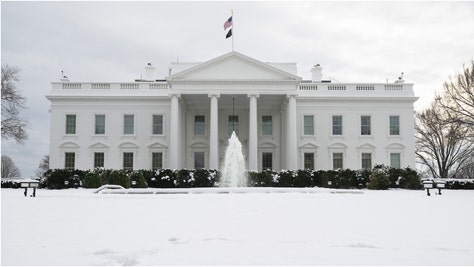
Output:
[224, 16, 233, 30]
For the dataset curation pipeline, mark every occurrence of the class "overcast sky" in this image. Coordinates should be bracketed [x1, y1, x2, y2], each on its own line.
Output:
[2, 1, 474, 177]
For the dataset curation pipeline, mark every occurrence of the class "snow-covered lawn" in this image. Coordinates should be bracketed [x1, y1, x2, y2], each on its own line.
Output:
[2, 188, 474, 266]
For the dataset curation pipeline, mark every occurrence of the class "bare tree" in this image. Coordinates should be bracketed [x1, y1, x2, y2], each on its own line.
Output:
[436, 60, 474, 128]
[415, 101, 474, 178]
[35, 155, 49, 178]
[1, 64, 28, 143]
[1, 155, 21, 178]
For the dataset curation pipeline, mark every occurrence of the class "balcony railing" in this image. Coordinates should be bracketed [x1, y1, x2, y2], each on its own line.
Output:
[298, 82, 413, 97]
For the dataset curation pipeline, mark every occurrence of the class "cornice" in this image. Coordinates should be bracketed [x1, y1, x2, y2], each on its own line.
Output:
[297, 96, 419, 102]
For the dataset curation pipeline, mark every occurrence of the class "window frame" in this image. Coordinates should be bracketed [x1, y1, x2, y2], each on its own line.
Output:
[228, 115, 239, 136]
[333, 152, 343, 170]
[303, 115, 314, 136]
[360, 115, 371, 136]
[361, 153, 372, 169]
[332, 115, 343, 136]
[261, 115, 273, 136]
[94, 114, 105, 135]
[194, 115, 205, 136]
[194, 151, 205, 169]
[262, 152, 273, 171]
[389, 115, 400, 136]
[94, 152, 105, 168]
[152, 114, 164, 135]
[304, 153, 315, 170]
[123, 152, 134, 171]
[65, 114, 76, 135]
[390, 153, 401, 169]
[123, 114, 135, 135]
[65, 152, 75, 170]
[152, 152, 163, 171]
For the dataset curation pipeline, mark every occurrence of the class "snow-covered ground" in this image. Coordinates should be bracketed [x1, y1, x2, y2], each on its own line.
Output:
[2, 188, 474, 266]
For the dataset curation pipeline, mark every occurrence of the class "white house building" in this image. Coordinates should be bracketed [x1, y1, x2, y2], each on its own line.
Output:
[47, 51, 418, 172]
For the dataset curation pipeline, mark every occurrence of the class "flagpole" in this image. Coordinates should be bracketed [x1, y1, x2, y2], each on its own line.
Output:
[231, 9, 234, 52]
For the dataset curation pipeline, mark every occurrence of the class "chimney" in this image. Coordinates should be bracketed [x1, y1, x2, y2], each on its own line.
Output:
[311, 64, 322, 83]
[145, 63, 156, 81]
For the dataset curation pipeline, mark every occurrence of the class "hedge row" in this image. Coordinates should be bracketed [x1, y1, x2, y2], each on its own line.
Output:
[31, 165, 427, 190]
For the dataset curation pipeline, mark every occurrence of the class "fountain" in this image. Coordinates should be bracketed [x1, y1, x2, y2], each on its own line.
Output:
[220, 131, 248, 187]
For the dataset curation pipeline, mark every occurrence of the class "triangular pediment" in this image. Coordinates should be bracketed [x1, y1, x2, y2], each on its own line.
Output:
[299, 142, 319, 149]
[89, 142, 109, 149]
[167, 51, 301, 81]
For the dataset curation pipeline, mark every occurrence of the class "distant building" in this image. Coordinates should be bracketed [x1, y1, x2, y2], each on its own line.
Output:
[46, 51, 418, 172]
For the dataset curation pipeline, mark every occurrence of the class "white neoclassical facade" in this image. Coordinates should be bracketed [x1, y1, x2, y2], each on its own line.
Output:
[47, 51, 418, 172]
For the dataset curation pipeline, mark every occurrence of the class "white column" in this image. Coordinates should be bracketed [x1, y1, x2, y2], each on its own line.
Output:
[169, 94, 180, 169]
[248, 94, 259, 171]
[286, 95, 297, 170]
[209, 94, 219, 169]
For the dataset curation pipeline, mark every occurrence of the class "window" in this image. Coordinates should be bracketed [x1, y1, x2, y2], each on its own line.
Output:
[333, 153, 343, 170]
[65, 152, 75, 169]
[124, 115, 134, 135]
[389, 116, 400, 135]
[194, 115, 205, 136]
[153, 115, 163, 135]
[65, 115, 76, 134]
[361, 116, 371, 135]
[123, 152, 134, 170]
[262, 152, 273, 170]
[390, 153, 401, 169]
[228, 115, 239, 135]
[304, 115, 314, 135]
[152, 152, 163, 171]
[362, 153, 372, 169]
[95, 115, 105, 135]
[194, 152, 205, 169]
[332, 115, 343, 135]
[304, 153, 314, 169]
[262, 115, 273, 135]
[94, 152, 104, 168]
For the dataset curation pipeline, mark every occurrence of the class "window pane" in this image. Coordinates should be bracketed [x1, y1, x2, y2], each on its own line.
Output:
[66, 115, 76, 134]
[123, 152, 133, 170]
[304, 153, 314, 169]
[262, 152, 273, 170]
[194, 152, 205, 169]
[124, 115, 134, 134]
[95, 115, 105, 134]
[362, 153, 372, 169]
[65, 152, 75, 169]
[361, 116, 371, 135]
[152, 152, 163, 171]
[332, 115, 342, 135]
[304, 115, 314, 135]
[194, 115, 205, 135]
[94, 152, 104, 168]
[228, 115, 239, 136]
[390, 116, 400, 135]
[153, 115, 163, 135]
[390, 153, 401, 169]
[333, 153, 343, 170]
[262, 115, 273, 135]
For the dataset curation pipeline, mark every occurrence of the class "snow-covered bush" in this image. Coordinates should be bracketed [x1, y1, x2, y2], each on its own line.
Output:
[294, 170, 312, 187]
[368, 168, 390, 190]
[83, 172, 100, 188]
[130, 172, 147, 188]
[108, 170, 130, 189]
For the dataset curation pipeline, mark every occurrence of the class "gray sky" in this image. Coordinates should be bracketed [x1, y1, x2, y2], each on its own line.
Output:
[2, 1, 474, 177]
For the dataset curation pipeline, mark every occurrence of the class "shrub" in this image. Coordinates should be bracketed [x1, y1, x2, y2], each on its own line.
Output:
[277, 170, 295, 187]
[108, 170, 130, 188]
[337, 169, 357, 188]
[176, 169, 192, 188]
[249, 170, 274, 187]
[156, 169, 177, 188]
[400, 167, 421, 189]
[83, 172, 101, 188]
[193, 169, 217, 187]
[294, 169, 313, 187]
[130, 172, 147, 188]
[368, 169, 390, 190]
[44, 169, 85, 189]
[311, 170, 325, 187]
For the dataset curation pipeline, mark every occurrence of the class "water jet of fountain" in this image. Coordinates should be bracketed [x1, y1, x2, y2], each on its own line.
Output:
[220, 131, 248, 187]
